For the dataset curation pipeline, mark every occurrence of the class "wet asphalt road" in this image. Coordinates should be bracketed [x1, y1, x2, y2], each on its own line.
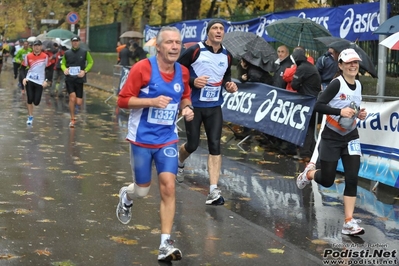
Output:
[0, 65, 398, 266]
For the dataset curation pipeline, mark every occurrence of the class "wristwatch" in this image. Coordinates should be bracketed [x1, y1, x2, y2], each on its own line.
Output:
[184, 105, 194, 111]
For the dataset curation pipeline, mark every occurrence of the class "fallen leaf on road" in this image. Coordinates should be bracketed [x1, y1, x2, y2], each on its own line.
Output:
[0, 253, 19, 260]
[35, 248, 51, 256]
[42, 197, 55, 201]
[239, 252, 259, 258]
[268, 248, 285, 254]
[221, 252, 232, 256]
[36, 219, 56, 223]
[239, 197, 251, 201]
[311, 239, 328, 245]
[14, 209, 32, 214]
[110, 236, 138, 245]
[132, 224, 151, 230]
[12, 190, 35, 196]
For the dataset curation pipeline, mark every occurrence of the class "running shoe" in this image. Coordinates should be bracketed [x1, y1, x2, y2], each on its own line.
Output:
[69, 119, 75, 128]
[342, 219, 365, 236]
[176, 165, 184, 183]
[26, 116, 33, 126]
[205, 188, 225, 205]
[296, 162, 315, 189]
[116, 186, 133, 224]
[157, 239, 182, 261]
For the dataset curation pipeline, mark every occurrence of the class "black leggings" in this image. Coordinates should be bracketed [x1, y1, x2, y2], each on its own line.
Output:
[26, 81, 43, 106]
[183, 106, 223, 155]
[314, 154, 360, 197]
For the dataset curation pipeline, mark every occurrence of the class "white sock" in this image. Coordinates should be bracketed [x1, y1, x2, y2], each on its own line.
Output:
[122, 193, 132, 206]
[160, 234, 170, 247]
[178, 160, 184, 168]
[210, 185, 217, 193]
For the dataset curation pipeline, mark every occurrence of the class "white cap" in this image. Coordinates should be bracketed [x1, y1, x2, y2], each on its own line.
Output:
[338, 48, 362, 63]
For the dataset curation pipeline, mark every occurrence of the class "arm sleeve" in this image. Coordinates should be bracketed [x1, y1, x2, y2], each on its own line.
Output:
[60, 55, 67, 71]
[85, 52, 94, 72]
[314, 79, 341, 115]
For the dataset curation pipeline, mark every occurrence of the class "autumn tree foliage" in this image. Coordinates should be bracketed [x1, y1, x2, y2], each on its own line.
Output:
[0, 0, 370, 39]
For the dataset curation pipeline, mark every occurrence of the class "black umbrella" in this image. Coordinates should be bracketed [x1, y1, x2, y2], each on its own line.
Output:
[42, 40, 56, 50]
[222, 31, 257, 58]
[373, 15, 399, 35]
[240, 36, 277, 72]
[328, 40, 377, 78]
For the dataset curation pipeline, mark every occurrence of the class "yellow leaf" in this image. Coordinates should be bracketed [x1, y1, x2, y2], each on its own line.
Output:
[283, 175, 295, 179]
[133, 225, 151, 230]
[186, 253, 200, 257]
[0, 253, 19, 260]
[189, 187, 206, 192]
[268, 248, 285, 254]
[35, 248, 51, 256]
[238, 197, 251, 201]
[311, 239, 328, 245]
[12, 190, 35, 196]
[36, 219, 56, 223]
[61, 170, 77, 174]
[221, 252, 233, 256]
[258, 160, 278, 164]
[260, 176, 275, 180]
[206, 236, 220, 241]
[239, 252, 259, 258]
[14, 209, 32, 215]
[110, 236, 138, 245]
[41, 197, 55, 201]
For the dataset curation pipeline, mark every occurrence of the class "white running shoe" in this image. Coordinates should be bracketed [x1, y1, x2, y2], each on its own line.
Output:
[205, 188, 225, 205]
[116, 186, 132, 224]
[296, 162, 315, 189]
[26, 116, 33, 126]
[342, 219, 365, 236]
[176, 166, 184, 183]
[157, 239, 182, 261]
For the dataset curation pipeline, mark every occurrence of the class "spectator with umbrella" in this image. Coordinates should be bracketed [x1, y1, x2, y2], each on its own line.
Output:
[316, 47, 339, 90]
[273, 45, 292, 89]
[290, 47, 322, 161]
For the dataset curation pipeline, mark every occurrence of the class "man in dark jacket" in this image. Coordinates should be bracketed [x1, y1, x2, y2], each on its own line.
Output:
[291, 48, 321, 97]
[131, 42, 147, 62]
[316, 48, 338, 90]
[119, 42, 133, 66]
[291, 48, 321, 160]
[272, 45, 292, 89]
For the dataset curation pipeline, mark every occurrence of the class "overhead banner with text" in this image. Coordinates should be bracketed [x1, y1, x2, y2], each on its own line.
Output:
[221, 82, 316, 147]
[145, 2, 388, 44]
